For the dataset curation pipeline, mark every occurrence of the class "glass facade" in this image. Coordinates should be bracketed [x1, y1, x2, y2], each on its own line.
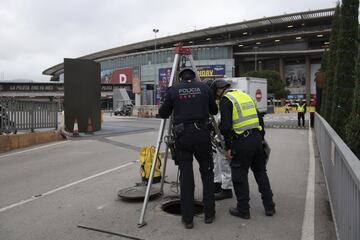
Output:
[96, 46, 234, 105]
[100, 46, 232, 71]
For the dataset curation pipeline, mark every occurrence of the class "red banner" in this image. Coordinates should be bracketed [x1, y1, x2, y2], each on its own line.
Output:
[110, 67, 133, 84]
[132, 66, 141, 94]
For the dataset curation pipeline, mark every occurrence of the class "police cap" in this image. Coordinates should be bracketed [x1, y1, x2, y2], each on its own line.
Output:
[211, 79, 231, 92]
[179, 68, 196, 81]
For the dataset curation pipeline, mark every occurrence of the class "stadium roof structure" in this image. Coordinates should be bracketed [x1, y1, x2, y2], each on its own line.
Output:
[43, 7, 335, 77]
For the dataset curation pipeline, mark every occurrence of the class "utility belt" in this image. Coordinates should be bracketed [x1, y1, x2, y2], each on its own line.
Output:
[233, 128, 260, 140]
[173, 121, 208, 138]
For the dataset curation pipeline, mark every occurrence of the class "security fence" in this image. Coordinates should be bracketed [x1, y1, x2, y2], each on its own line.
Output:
[315, 113, 360, 240]
[0, 98, 58, 134]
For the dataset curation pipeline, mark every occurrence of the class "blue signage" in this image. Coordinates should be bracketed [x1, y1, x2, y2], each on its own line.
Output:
[197, 65, 225, 78]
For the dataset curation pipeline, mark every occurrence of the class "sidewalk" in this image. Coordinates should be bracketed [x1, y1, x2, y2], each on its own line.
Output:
[0, 126, 336, 240]
[76, 128, 316, 240]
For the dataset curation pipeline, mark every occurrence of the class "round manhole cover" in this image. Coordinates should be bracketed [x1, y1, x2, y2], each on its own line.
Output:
[118, 185, 161, 200]
[161, 199, 204, 215]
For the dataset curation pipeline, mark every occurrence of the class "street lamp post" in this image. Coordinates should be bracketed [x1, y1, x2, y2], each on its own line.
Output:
[153, 29, 159, 105]
[153, 29, 159, 53]
[254, 46, 259, 71]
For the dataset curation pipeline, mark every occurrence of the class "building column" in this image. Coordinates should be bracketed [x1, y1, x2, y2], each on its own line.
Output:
[305, 56, 311, 103]
[135, 93, 141, 106]
[279, 57, 285, 83]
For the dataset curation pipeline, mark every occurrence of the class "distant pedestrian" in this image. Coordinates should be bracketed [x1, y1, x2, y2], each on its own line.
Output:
[284, 102, 290, 113]
[309, 99, 316, 128]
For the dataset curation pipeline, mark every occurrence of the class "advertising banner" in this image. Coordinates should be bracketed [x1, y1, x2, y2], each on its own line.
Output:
[101, 67, 133, 84]
[284, 64, 306, 94]
[0, 83, 125, 92]
[132, 66, 141, 94]
[197, 65, 225, 78]
[310, 64, 321, 95]
[154, 65, 225, 105]
[111, 67, 132, 84]
[101, 69, 113, 83]
[0, 83, 64, 92]
[157, 68, 172, 105]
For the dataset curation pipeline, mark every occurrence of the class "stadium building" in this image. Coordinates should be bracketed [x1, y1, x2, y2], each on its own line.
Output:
[43, 8, 334, 107]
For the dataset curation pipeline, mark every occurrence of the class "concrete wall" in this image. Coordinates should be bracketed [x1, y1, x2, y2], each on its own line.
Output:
[0, 131, 61, 154]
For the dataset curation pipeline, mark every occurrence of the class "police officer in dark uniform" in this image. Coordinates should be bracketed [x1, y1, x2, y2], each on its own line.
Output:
[209, 79, 275, 219]
[159, 68, 218, 229]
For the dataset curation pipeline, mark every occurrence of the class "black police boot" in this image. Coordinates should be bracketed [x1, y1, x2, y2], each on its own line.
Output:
[215, 189, 233, 200]
[204, 215, 215, 224]
[184, 222, 194, 229]
[181, 218, 194, 229]
[265, 202, 276, 216]
[214, 182, 222, 193]
[229, 207, 250, 220]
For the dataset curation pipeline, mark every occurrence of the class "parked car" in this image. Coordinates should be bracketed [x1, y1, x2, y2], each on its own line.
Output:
[114, 104, 133, 116]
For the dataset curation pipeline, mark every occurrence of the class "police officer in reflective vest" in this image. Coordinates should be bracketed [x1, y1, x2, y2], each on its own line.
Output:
[159, 68, 218, 229]
[296, 100, 307, 127]
[309, 99, 316, 128]
[209, 79, 275, 219]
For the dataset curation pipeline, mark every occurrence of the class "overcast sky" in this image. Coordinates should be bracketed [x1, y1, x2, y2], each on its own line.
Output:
[0, 0, 335, 82]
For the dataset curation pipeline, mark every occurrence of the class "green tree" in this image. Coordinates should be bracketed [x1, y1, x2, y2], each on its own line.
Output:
[345, 46, 360, 159]
[321, 5, 341, 120]
[241, 70, 290, 98]
[319, 49, 329, 114]
[330, 0, 358, 137]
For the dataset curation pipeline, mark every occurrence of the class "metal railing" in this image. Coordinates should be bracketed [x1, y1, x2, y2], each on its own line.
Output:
[314, 113, 360, 240]
[0, 98, 58, 134]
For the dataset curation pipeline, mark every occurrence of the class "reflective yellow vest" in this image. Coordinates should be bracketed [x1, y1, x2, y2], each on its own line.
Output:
[297, 103, 305, 113]
[224, 90, 262, 135]
[308, 106, 315, 112]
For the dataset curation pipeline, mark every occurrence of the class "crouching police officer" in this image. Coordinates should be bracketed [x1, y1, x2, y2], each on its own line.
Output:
[209, 79, 275, 219]
[205, 79, 233, 201]
[158, 68, 218, 229]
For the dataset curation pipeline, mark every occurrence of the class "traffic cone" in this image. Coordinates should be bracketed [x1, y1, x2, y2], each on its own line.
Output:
[73, 118, 79, 137]
[87, 117, 94, 133]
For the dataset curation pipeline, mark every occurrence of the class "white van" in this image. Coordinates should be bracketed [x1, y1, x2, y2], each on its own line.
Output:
[225, 77, 268, 114]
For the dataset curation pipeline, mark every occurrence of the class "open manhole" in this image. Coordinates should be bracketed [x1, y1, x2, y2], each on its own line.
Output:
[161, 199, 204, 215]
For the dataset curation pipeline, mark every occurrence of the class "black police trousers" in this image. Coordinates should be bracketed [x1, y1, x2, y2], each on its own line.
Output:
[231, 130, 274, 214]
[298, 112, 305, 127]
[175, 126, 215, 223]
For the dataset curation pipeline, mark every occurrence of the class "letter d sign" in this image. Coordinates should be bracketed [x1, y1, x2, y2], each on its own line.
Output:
[119, 74, 127, 84]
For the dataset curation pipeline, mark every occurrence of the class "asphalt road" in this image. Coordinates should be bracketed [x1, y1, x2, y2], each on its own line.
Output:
[0, 116, 335, 240]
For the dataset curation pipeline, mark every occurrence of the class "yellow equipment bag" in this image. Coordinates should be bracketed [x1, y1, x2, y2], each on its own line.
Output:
[139, 146, 162, 183]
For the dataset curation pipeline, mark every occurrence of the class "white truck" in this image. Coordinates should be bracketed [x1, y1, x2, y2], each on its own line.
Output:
[225, 77, 268, 114]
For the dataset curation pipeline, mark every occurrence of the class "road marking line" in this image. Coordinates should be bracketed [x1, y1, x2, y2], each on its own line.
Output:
[0, 162, 134, 213]
[301, 123, 315, 240]
[97, 204, 107, 210]
[0, 141, 70, 159]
